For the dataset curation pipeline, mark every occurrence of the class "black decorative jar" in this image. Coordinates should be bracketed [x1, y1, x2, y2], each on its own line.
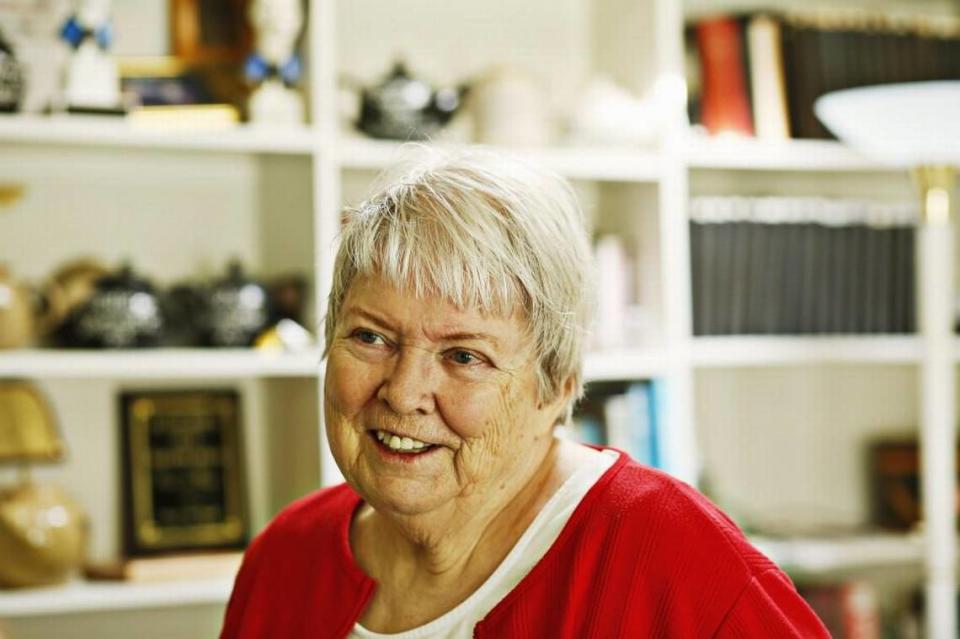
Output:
[57, 264, 164, 348]
[358, 62, 463, 140]
[200, 262, 272, 347]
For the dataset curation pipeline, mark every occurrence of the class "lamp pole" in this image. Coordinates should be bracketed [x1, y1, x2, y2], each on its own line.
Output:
[914, 165, 957, 638]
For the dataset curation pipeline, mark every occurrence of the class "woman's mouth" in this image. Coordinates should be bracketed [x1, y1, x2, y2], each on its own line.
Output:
[371, 429, 436, 454]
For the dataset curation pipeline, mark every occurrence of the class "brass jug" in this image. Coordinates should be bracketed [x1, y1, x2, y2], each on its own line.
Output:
[0, 482, 87, 587]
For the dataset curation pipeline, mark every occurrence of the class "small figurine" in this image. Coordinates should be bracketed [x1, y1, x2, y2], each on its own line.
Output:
[245, 0, 305, 125]
[59, 0, 120, 111]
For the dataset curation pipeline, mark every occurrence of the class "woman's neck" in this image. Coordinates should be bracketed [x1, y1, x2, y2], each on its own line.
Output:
[354, 436, 577, 589]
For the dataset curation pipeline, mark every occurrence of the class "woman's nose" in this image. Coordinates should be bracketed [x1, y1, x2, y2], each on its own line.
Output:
[376, 347, 437, 415]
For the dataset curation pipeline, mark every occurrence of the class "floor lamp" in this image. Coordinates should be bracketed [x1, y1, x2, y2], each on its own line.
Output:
[816, 81, 960, 638]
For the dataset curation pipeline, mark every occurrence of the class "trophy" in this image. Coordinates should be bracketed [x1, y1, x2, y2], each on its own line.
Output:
[245, 0, 305, 124]
[59, 0, 121, 112]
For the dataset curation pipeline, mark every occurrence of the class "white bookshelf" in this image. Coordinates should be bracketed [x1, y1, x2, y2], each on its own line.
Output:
[336, 136, 665, 183]
[0, 114, 318, 155]
[683, 135, 902, 171]
[691, 336, 922, 367]
[0, 577, 233, 618]
[750, 532, 925, 576]
[584, 349, 672, 381]
[0, 349, 322, 379]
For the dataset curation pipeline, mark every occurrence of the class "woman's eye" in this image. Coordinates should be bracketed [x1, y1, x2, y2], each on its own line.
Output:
[352, 329, 385, 346]
[447, 350, 483, 366]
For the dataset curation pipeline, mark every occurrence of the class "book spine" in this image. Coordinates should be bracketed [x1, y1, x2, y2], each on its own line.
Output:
[603, 394, 632, 454]
[690, 220, 704, 335]
[649, 378, 673, 476]
[594, 235, 630, 349]
[696, 16, 754, 136]
[626, 382, 653, 466]
[646, 382, 661, 470]
[747, 14, 790, 139]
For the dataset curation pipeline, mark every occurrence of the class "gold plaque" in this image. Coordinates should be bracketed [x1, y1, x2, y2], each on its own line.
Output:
[120, 390, 247, 555]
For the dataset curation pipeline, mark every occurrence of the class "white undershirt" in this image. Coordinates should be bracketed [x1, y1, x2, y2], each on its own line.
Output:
[349, 449, 618, 639]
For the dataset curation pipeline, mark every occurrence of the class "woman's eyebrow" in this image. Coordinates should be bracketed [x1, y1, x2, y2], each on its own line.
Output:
[347, 306, 503, 349]
[435, 331, 502, 349]
[347, 307, 395, 330]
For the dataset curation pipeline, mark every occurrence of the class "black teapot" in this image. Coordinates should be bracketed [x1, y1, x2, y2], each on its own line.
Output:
[358, 62, 464, 140]
[57, 264, 163, 348]
[200, 261, 272, 347]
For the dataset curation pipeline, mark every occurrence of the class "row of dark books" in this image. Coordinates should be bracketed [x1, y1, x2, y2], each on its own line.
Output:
[570, 380, 673, 474]
[690, 197, 917, 335]
[687, 11, 960, 139]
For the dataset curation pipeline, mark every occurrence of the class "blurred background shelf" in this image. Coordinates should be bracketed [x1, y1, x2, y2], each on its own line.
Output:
[337, 137, 665, 183]
[0, 349, 322, 379]
[0, 577, 234, 618]
[691, 336, 921, 367]
[584, 348, 672, 381]
[0, 115, 318, 155]
[682, 136, 898, 172]
[750, 532, 925, 577]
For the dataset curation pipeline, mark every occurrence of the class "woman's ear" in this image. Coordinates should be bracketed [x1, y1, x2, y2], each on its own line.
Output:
[542, 375, 577, 425]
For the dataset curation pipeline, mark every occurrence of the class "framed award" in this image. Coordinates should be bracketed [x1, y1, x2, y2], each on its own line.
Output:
[120, 390, 248, 556]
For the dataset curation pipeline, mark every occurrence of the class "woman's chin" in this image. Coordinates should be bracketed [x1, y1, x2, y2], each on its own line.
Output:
[359, 475, 452, 518]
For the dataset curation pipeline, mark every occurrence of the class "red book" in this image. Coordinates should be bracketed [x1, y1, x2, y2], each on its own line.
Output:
[696, 16, 754, 136]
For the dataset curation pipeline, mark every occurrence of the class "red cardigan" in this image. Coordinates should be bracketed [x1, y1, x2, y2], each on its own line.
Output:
[220, 452, 829, 638]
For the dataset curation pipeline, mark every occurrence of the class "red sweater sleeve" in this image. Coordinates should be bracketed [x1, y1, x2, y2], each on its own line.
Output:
[713, 568, 829, 638]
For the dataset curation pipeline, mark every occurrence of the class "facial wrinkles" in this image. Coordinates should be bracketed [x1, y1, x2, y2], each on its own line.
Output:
[450, 374, 528, 499]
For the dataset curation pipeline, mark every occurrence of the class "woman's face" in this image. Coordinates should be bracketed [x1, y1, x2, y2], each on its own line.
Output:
[324, 275, 565, 518]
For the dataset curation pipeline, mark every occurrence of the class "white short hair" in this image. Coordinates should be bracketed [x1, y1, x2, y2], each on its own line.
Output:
[325, 147, 592, 422]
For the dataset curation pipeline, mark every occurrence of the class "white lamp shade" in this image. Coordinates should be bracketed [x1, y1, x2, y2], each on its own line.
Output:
[814, 81, 960, 166]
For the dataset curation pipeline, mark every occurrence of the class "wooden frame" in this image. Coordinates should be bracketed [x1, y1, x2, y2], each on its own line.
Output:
[120, 389, 248, 556]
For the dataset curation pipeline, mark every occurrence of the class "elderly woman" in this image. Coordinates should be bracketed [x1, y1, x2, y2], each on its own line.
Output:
[220, 151, 828, 638]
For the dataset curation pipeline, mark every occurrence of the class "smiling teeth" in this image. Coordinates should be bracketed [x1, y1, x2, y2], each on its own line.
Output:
[375, 430, 431, 452]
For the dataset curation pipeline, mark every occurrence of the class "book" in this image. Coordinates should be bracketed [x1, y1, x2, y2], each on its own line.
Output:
[695, 16, 754, 136]
[689, 12, 960, 139]
[84, 551, 243, 583]
[125, 104, 240, 131]
[690, 221, 704, 335]
[648, 379, 670, 475]
[593, 235, 631, 350]
[626, 382, 653, 467]
[602, 393, 632, 454]
[687, 196, 918, 335]
[746, 14, 790, 139]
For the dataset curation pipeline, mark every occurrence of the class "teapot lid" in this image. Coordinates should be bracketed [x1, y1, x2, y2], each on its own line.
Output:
[387, 61, 412, 80]
[97, 262, 153, 292]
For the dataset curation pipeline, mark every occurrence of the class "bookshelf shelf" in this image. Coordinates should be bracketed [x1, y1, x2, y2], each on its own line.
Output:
[0, 577, 234, 618]
[0, 348, 322, 379]
[337, 136, 665, 183]
[682, 135, 902, 172]
[750, 532, 925, 576]
[0, 114, 319, 155]
[584, 349, 672, 382]
[691, 336, 921, 367]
